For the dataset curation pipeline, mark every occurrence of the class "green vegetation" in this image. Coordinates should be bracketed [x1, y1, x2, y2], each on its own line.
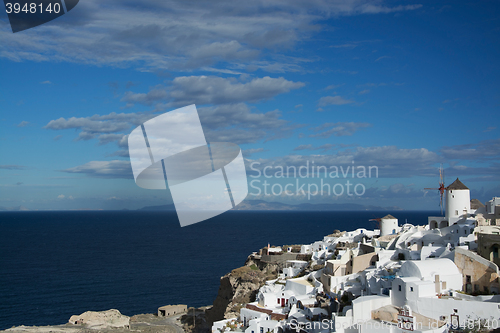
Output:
[231, 266, 265, 283]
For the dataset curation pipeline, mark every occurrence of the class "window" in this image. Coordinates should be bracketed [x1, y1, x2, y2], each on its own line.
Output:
[261, 328, 264, 333]
[410, 287, 414, 292]
[399, 285, 402, 291]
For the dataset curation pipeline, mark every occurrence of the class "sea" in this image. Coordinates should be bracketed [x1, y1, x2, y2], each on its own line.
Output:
[0, 210, 438, 330]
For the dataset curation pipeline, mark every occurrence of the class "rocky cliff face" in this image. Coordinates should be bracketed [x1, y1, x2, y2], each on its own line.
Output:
[205, 255, 278, 324]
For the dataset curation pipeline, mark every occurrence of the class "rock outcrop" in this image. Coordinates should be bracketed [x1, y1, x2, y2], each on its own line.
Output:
[205, 253, 279, 324]
[68, 309, 130, 329]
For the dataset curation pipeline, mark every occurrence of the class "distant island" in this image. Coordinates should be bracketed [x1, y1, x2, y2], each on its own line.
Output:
[137, 200, 402, 212]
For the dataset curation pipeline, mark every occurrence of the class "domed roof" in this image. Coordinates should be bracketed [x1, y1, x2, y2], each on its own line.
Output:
[399, 258, 459, 279]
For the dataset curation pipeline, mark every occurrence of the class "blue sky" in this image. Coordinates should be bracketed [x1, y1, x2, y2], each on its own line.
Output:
[0, 0, 499, 211]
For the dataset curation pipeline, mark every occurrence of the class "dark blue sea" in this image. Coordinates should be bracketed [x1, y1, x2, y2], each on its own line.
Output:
[0, 210, 438, 330]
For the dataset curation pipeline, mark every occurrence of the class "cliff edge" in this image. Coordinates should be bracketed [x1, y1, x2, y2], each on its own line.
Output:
[205, 253, 279, 324]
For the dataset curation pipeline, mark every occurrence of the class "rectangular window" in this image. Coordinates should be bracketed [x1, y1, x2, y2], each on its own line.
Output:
[399, 285, 402, 291]
[410, 287, 414, 292]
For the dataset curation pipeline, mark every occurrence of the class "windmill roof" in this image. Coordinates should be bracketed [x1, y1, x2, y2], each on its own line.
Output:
[470, 199, 485, 209]
[381, 214, 397, 220]
[447, 178, 469, 190]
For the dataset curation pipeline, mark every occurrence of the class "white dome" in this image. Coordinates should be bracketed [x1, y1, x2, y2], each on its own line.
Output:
[399, 258, 459, 279]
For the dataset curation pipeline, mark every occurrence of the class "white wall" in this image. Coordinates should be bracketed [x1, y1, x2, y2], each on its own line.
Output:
[352, 295, 391, 322]
[412, 297, 500, 326]
[381, 219, 398, 236]
[285, 278, 314, 295]
[240, 307, 268, 325]
[446, 189, 470, 219]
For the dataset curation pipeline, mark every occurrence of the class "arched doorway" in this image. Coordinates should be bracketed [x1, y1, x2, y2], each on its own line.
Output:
[490, 245, 499, 262]
[439, 220, 449, 228]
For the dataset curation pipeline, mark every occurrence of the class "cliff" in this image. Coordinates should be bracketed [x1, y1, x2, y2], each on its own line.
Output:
[205, 253, 279, 324]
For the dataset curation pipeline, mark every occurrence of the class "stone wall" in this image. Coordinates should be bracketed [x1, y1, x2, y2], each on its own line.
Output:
[454, 247, 499, 294]
[158, 304, 187, 317]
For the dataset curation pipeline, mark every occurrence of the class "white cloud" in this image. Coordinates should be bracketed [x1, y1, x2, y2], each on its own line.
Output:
[317, 95, 354, 107]
[293, 144, 314, 151]
[243, 148, 267, 157]
[293, 144, 337, 152]
[331, 44, 357, 49]
[62, 160, 133, 179]
[45, 117, 131, 133]
[375, 55, 390, 62]
[248, 145, 440, 178]
[325, 84, 344, 90]
[0, 165, 26, 170]
[44, 112, 155, 146]
[440, 139, 500, 161]
[199, 103, 287, 130]
[17, 121, 29, 127]
[97, 134, 128, 146]
[44, 102, 296, 146]
[122, 76, 305, 107]
[0, 0, 422, 71]
[310, 122, 371, 138]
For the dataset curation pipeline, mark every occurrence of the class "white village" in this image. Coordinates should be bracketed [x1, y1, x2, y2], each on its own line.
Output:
[212, 178, 500, 333]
